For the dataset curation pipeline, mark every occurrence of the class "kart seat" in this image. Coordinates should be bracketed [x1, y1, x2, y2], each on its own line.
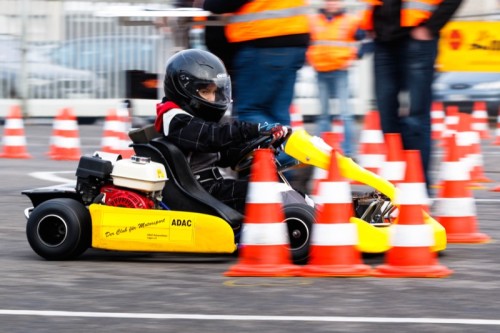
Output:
[128, 124, 162, 144]
[129, 126, 243, 230]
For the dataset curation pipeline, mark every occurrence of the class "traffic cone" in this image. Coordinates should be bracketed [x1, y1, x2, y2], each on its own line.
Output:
[430, 101, 446, 141]
[456, 113, 488, 188]
[434, 134, 491, 243]
[356, 110, 386, 177]
[331, 119, 345, 142]
[47, 107, 81, 160]
[471, 101, 491, 140]
[224, 148, 299, 277]
[0, 105, 31, 159]
[310, 132, 343, 201]
[372, 150, 453, 278]
[290, 104, 304, 131]
[379, 133, 406, 186]
[101, 109, 123, 155]
[441, 105, 460, 146]
[300, 149, 372, 277]
[117, 102, 134, 158]
[493, 107, 500, 146]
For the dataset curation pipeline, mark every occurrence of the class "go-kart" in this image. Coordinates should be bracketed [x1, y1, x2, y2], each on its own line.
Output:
[22, 125, 447, 264]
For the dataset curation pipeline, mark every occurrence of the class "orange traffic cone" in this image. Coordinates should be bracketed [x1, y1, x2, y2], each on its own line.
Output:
[430, 101, 446, 141]
[471, 101, 491, 140]
[456, 113, 488, 188]
[0, 105, 31, 159]
[373, 150, 453, 278]
[224, 149, 299, 277]
[47, 107, 81, 160]
[310, 132, 343, 200]
[301, 149, 372, 277]
[356, 110, 386, 177]
[441, 105, 460, 146]
[101, 109, 123, 155]
[331, 119, 344, 142]
[493, 107, 500, 146]
[117, 102, 134, 158]
[379, 133, 406, 186]
[290, 104, 304, 131]
[434, 135, 491, 244]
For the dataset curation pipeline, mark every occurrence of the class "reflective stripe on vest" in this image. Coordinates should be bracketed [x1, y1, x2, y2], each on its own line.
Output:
[228, 6, 310, 23]
[226, 1, 310, 43]
[311, 40, 357, 47]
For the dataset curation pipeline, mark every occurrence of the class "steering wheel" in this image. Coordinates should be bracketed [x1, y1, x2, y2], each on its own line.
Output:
[231, 135, 273, 172]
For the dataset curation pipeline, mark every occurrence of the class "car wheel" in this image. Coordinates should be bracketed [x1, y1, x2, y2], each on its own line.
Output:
[283, 204, 315, 265]
[26, 198, 91, 260]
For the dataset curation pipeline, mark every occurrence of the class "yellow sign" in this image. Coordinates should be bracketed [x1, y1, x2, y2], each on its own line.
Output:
[436, 21, 500, 72]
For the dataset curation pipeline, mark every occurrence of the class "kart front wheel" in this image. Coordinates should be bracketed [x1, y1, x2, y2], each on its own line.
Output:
[26, 198, 91, 260]
[284, 204, 315, 265]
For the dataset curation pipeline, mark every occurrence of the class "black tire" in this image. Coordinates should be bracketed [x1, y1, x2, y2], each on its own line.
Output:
[283, 204, 315, 265]
[26, 198, 91, 260]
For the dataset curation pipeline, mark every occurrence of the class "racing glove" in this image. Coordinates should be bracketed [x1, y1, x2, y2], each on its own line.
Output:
[258, 122, 291, 144]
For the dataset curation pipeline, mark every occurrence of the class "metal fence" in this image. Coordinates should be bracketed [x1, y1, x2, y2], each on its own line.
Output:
[0, 0, 175, 100]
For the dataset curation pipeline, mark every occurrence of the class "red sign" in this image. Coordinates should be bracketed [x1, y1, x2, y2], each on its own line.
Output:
[449, 29, 462, 50]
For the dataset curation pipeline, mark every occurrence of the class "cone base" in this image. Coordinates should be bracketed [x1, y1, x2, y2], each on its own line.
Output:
[0, 152, 32, 159]
[446, 232, 491, 244]
[224, 264, 299, 277]
[490, 186, 500, 192]
[372, 264, 453, 278]
[300, 264, 372, 277]
[471, 176, 493, 183]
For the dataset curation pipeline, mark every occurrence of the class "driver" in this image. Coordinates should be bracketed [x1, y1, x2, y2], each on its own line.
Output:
[154, 49, 292, 213]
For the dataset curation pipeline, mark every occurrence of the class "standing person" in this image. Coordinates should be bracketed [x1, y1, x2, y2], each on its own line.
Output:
[360, 0, 462, 189]
[202, 0, 310, 140]
[307, 0, 365, 157]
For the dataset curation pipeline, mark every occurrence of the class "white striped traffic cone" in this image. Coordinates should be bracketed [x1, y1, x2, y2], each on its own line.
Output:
[224, 148, 299, 277]
[47, 107, 81, 160]
[300, 149, 372, 277]
[0, 105, 31, 159]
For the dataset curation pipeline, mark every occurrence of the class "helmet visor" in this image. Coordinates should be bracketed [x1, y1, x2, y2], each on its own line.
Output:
[179, 73, 232, 106]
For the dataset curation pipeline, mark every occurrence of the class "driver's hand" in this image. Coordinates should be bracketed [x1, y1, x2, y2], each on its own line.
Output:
[259, 123, 291, 144]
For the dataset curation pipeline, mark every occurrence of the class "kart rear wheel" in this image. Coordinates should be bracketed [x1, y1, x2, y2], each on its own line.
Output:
[284, 204, 315, 265]
[26, 198, 91, 260]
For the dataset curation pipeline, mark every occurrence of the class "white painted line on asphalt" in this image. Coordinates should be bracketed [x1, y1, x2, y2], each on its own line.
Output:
[0, 310, 499, 325]
[29, 171, 76, 184]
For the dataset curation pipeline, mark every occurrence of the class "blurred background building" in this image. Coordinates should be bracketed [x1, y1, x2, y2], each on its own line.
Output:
[0, 0, 499, 122]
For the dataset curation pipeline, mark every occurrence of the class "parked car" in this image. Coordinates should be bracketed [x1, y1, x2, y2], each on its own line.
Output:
[0, 38, 102, 99]
[432, 72, 500, 118]
[38, 35, 171, 98]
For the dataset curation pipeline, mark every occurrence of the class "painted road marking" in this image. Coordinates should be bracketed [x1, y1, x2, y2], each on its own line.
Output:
[29, 171, 76, 184]
[0, 310, 499, 325]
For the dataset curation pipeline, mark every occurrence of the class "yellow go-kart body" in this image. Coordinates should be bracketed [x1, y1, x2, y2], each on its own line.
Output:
[284, 129, 447, 253]
[90, 204, 237, 254]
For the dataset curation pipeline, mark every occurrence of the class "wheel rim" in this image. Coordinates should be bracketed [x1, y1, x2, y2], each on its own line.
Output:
[37, 214, 68, 247]
[284, 217, 310, 251]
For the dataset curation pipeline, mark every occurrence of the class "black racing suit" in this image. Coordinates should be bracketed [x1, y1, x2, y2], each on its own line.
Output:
[155, 99, 260, 213]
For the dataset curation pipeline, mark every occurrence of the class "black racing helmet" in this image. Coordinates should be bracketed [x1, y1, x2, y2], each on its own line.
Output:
[163, 49, 231, 122]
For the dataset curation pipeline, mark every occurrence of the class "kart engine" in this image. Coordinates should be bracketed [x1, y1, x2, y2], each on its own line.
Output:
[76, 153, 167, 208]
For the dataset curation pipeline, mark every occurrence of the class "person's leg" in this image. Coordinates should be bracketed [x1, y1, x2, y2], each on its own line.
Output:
[267, 46, 307, 126]
[316, 71, 332, 136]
[333, 70, 354, 156]
[374, 41, 402, 134]
[232, 45, 306, 127]
[401, 37, 438, 188]
[232, 46, 271, 125]
[203, 179, 248, 214]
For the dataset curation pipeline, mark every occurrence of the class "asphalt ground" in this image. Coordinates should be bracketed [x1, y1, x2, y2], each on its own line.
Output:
[0, 120, 500, 333]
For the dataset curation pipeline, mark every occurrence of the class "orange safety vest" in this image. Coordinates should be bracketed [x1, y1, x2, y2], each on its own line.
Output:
[359, 0, 443, 31]
[225, 0, 310, 43]
[307, 13, 359, 72]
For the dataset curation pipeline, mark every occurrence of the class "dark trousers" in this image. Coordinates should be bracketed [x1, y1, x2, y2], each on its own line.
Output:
[201, 178, 248, 214]
[374, 37, 438, 189]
